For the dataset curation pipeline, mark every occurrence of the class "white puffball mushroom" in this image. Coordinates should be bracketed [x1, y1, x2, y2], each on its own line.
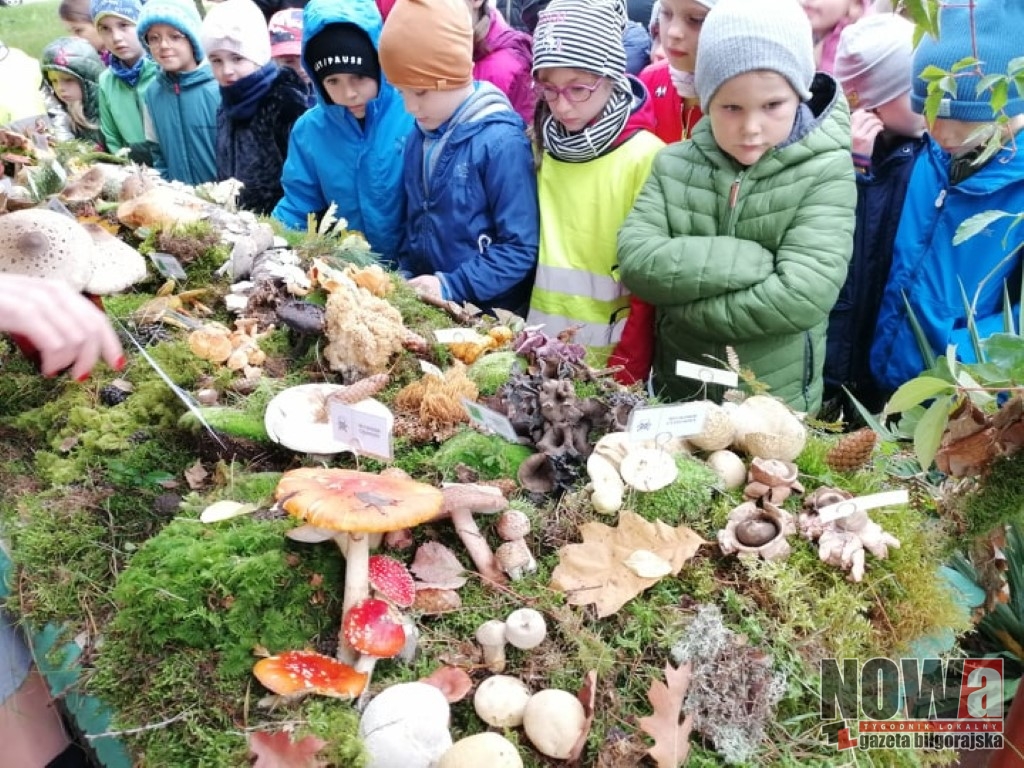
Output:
[475, 619, 508, 673]
[687, 401, 736, 452]
[705, 449, 747, 490]
[522, 688, 587, 760]
[504, 607, 547, 650]
[473, 675, 532, 727]
[358, 682, 452, 768]
[439, 732, 523, 768]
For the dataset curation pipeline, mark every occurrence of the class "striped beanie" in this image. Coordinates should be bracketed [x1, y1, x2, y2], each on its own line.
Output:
[137, 0, 206, 63]
[532, 0, 629, 90]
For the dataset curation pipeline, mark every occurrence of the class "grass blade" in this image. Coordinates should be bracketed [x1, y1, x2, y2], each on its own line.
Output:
[958, 278, 984, 362]
[902, 290, 938, 370]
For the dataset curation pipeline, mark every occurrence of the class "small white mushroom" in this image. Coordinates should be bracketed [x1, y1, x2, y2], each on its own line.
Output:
[496, 509, 531, 541]
[592, 431, 633, 470]
[586, 452, 625, 514]
[473, 675, 532, 727]
[522, 688, 587, 760]
[504, 608, 547, 650]
[439, 732, 523, 768]
[705, 449, 747, 490]
[618, 448, 678, 492]
[475, 619, 508, 673]
[495, 539, 537, 581]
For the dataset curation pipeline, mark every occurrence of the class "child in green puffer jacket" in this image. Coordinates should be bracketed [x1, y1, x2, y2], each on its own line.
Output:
[617, 0, 856, 415]
[39, 36, 107, 149]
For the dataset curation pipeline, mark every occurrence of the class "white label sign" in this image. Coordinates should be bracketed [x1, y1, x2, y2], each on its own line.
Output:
[462, 398, 519, 442]
[434, 328, 490, 344]
[329, 401, 393, 460]
[419, 360, 444, 378]
[675, 360, 739, 388]
[627, 402, 708, 440]
[817, 490, 909, 524]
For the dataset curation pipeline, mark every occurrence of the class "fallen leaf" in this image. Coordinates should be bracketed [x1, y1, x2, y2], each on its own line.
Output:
[420, 665, 473, 703]
[567, 670, 597, 764]
[184, 460, 209, 490]
[199, 500, 257, 523]
[549, 511, 705, 617]
[410, 541, 468, 590]
[248, 730, 327, 768]
[624, 550, 673, 579]
[412, 587, 462, 615]
[638, 663, 694, 768]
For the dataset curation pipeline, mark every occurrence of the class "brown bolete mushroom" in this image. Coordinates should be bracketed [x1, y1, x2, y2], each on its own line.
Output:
[275, 468, 444, 664]
[252, 649, 367, 704]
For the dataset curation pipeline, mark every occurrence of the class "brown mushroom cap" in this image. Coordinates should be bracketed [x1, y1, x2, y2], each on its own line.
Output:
[253, 650, 367, 698]
[0, 208, 94, 290]
[275, 468, 444, 533]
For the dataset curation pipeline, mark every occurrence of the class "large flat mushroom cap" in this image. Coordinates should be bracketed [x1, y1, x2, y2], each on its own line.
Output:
[0, 208, 94, 291]
[275, 468, 444, 533]
[81, 223, 148, 294]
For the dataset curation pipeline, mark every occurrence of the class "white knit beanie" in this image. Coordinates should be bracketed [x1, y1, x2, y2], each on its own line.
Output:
[834, 13, 914, 111]
[694, 0, 815, 112]
[200, 0, 272, 67]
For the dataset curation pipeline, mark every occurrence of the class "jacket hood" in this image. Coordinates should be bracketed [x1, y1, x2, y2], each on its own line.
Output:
[442, 81, 522, 141]
[476, 10, 532, 64]
[157, 61, 216, 88]
[302, 0, 390, 105]
[690, 71, 850, 178]
[40, 37, 106, 85]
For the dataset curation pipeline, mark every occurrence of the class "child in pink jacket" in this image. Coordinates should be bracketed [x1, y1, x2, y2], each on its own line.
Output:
[468, 0, 534, 124]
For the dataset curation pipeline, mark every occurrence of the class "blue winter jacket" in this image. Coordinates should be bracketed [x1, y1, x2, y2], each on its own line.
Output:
[144, 65, 220, 185]
[870, 132, 1024, 393]
[271, 0, 412, 264]
[824, 131, 926, 413]
[397, 82, 539, 315]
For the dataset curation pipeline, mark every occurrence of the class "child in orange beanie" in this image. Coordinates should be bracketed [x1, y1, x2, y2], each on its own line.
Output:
[378, 0, 538, 315]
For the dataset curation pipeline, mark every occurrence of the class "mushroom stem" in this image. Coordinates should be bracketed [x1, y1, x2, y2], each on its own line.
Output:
[338, 532, 370, 665]
[449, 507, 507, 585]
[353, 654, 379, 709]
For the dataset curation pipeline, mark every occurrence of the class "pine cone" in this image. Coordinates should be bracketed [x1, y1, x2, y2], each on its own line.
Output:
[826, 427, 878, 472]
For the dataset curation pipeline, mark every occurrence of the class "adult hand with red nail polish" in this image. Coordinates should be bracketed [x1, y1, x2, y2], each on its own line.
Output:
[0, 274, 124, 381]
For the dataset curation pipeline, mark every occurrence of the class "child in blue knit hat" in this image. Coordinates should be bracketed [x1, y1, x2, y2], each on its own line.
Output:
[137, 0, 220, 184]
[92, 0, 160, 163]
[870, 0, 1024, 396]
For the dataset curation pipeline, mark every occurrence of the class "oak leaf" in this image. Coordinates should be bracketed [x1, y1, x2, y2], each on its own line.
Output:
[549, 511, 705, 617]
[638, 663, 694, 768]
[248, 730, 327, 768]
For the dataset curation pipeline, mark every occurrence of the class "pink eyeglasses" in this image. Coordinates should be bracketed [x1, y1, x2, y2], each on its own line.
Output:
[532, 77, 606, 104]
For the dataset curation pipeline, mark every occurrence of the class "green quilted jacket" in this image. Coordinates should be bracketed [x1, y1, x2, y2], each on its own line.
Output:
[618, 74, 856, 414]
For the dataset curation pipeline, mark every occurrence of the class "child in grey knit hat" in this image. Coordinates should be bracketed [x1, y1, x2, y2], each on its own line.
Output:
[618, 0, 856, 415]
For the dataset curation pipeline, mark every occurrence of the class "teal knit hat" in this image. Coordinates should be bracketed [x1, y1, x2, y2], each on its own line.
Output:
[137, 0, 206, 63]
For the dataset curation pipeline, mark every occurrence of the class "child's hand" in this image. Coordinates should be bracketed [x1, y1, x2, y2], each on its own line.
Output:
[850, 109, 885, 159]
[0, 275, 124, 380]
[408, 274, 443, 301]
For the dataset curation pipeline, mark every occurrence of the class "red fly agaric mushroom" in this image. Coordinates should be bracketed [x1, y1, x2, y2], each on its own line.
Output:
[343, 596, 407, 676]
[368, 554, 416, 607]
[275, 468, 444, 664]
[252, 649, 367, 703]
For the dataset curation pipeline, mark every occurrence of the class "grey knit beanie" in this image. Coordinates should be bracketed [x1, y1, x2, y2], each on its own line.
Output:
[694, 0, 815, 112]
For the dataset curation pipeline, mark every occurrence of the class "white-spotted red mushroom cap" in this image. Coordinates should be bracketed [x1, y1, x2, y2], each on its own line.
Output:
[368, 554, 416, 608]
[252, 649, 367, 697]
[343, 597, 407, 658]
[0, 208, 94, 291]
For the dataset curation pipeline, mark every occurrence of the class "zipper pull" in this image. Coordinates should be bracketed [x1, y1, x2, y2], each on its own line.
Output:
[729, 177, 742, 209]
[934, 188, 947, 208]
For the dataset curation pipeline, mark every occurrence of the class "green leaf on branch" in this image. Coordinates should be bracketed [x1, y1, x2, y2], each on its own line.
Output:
[914, 396, 953, 470]
[885, 376, 956, 415]
[991, 80, 1009, 114]
[918, 64, 947, 82]
[1010, 56, 1024, 77]
[954, 210, 1011, 245]
[975, 73, 1004, 97]
[952, 56, 979, 73]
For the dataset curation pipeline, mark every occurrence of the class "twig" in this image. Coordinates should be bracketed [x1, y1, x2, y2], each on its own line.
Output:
[85, 707, 196, 740]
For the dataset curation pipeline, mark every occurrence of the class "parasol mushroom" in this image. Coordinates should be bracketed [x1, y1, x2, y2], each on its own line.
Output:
[274, 468, 444, 664]
[252, 649, 367, 703]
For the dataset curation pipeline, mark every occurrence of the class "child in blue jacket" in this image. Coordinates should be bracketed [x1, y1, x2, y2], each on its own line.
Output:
[870, 0, 1024, 396]
[823, 12, 927, 417]
[378, 0, 538, 315]
[137, 0, 220, 184]
[271, 0, 412, 265]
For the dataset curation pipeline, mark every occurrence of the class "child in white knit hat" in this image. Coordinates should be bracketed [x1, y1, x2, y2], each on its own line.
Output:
[822, 12, 926, 418]
[201, 0, 309, 214]
[618, 0, 856, 414]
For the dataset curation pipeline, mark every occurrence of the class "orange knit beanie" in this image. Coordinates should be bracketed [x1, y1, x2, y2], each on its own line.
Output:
[378, 0, 473, 91]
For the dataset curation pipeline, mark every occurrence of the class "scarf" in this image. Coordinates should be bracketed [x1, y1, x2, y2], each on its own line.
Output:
[669, 66, 696, 99]
[109, 55, 146, 88]
[542, 80, 633, 163]
[221, 61, 278, 122]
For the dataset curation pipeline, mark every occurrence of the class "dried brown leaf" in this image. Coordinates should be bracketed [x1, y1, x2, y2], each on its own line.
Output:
[248, 730, 327, 768]
[638, 663, 694, 768]
[410, 541, 468, 590]
[567, 669, 597, 764]
[183, 459, 209, 490]
[549, 511, 705, 617]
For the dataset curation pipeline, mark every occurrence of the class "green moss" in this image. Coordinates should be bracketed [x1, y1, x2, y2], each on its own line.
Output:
[943, 452, 1024, 537]
[388, 279, 457, 344]
[301, 700, 367, 766]
[630, 454, 724, 536]
[428, 429, 534, 481]
[466, 351, 524, 396]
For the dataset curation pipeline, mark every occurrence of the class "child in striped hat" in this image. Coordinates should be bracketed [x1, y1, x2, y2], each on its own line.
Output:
[526, 0, 663, 358]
